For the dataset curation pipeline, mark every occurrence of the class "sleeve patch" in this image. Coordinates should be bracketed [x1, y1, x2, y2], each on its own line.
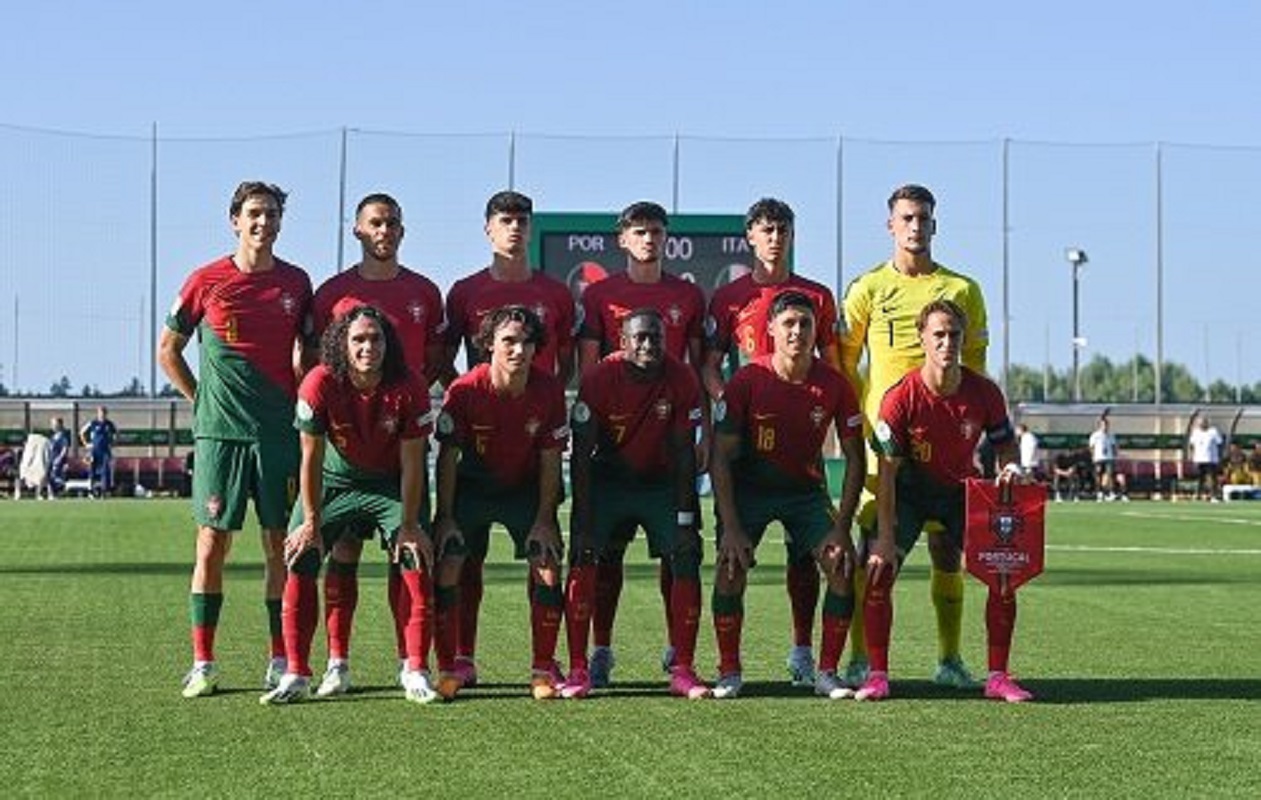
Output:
[571, 401, 591, 424]
[436, 411, 455, 436]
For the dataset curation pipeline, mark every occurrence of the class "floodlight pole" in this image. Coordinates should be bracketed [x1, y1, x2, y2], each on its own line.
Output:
[1066, 247, 1088, 402]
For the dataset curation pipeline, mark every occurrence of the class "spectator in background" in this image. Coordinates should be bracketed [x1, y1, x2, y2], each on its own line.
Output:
[1188, 416, 1224, 502]
[1221, 442, 1252, 487]
[1016, 424, 1040, 479]
[49, 417, 71, 497]
[1249, 442, 1261, 485]
[18, 430, 52, 499]
[79, 406, 117, 498]
[1088, 416, 1119, 502]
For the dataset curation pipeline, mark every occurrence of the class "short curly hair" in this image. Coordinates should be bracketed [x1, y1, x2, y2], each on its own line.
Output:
[320, 305, 408, 385]
[474, 304, 547, 354]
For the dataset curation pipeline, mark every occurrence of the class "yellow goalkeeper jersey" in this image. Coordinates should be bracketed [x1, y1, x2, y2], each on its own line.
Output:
[840, 259, 989, 424]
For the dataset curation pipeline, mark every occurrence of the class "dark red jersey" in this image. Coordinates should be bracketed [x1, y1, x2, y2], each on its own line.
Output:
[579, 271, 705, 362]
[576, 352, 702, 482]
[706, 272, 838, 367]
[444, 268, 575, 376]
[296, 364, 433, 482]
[166, 256, 313, 439]
[718, 355, 862, 490]
[312, 266, 444, 382]
[873, 367, 1014, 488]
[436, 363, 569, 490]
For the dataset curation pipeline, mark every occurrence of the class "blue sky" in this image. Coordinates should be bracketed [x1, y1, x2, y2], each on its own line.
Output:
[1, 1, 1258, 393]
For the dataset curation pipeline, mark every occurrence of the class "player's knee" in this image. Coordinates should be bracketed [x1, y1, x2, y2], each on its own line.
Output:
[670, 548, 701, 580]
[289, 549, 321, 577]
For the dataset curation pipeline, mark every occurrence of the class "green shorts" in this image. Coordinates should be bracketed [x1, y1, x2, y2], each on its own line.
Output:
[287, 481, 432, 554]
[874, 470, 965, 558]
[452, 481, 543, 562]
[192, 435, 298, 531]
[580, 479, 697, 561]
[717, 485, 837, 563]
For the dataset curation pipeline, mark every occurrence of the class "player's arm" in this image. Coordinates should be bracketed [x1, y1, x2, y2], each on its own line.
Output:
[396, 436, 434, 572]
[961, 284, 989, 373]
[838, 285, 870, 391]
[670, 419, 699, 531]
[700, 348, 728, 403]
[709, 428, 751, 578]
[423, 341, 449, 387]
[285, 430, 325, 568]
[687, 335, 712, 473]
[158, 327, 197, 401]
[526, 447, 564, 565]
[577, 339, 602, 377]
[868, 451, 902, 583]
[433, 439, 463, 549]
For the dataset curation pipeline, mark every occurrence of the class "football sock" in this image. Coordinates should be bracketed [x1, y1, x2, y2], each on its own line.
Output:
[281, 573, 318, 677]
[397, 566, 433, 673]
[712, 591, 745, 676]
[592, 561, 624, 648]
[863, 569, 895, 673]
[189, 592, 223, 663]
[433, 584, 460, 673]
[848, 564, 869, 661]
[563, 564, 596, 670]
[457, 559, 485, 660]
[669, 572, 702, 669]
[658, 560, 675, 638]
[265, 598, 284, 659]
[529, 577, 564, 671]
[932, 567, 965, 662]
[324, 558, 359, 661]
[786, 558, 820, 648]
[985, 588, 1018, 673]
[819, 590, 855, 673]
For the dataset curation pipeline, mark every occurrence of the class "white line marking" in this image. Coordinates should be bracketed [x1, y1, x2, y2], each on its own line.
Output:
[1118, 511, 1261, 527]
[1048, 544, 1261, 556]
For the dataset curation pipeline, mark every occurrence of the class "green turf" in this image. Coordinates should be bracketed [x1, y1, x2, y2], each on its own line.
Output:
[1, 498, 1259, 796]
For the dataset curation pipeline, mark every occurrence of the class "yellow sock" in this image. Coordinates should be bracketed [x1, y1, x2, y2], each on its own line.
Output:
[931, 568, 965, 662]
[848, 567, 868, 662]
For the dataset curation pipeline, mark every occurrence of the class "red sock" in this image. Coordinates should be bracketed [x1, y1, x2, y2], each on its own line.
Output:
[324, 563, 359, 661]
[192, 626, 216, 663]
[387, 564, 406, 659]
[395, 567, 433, 673]
[433, 584, 459, 673]
[592, 561, 624, 648]
[668, 576, 702, 669]
[787, 559, 820, 648]
[863, 569, 895, 673]
[530, 577, 564, 671]
[189, 592, 222, 663]
[819, 592, 854, 674]
[658, 560, 675, 639]
[266, 598, 284, 658]
[457, 560, 485, 660]
[282, 573, 318, 677]
[986, 588, 1018, 673]
[564, 564, 597, 670]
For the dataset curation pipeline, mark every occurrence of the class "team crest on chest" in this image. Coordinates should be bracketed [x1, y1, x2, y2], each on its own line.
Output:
[533, 303, 548, 323]
[810, 405, 826, 428]
[380, 414, 399, 434]
[407, 300, 425, 323]
[655, 398, 672, 420]
[960, 418, 977, 441]
[280, 292, 298, 316]
[525, 416, 541, 437]
[666, 304, 683, 326]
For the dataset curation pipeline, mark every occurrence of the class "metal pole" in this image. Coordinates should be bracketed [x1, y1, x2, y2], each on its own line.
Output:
[1001, 137, 1010, 394]
[1072, 262, 1081, 402]
[149, 122, 159, 396]
[1155, 142, 1164, 406]
[671, 133, 680, 214]
[11, 294, 17, 393]
[836, 135, 845, 297]
[507, 131, 516, 190]
[336, 126, 348, 271]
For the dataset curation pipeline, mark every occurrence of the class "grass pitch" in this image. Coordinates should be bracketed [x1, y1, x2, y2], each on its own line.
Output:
[1, 498, 1259, 797]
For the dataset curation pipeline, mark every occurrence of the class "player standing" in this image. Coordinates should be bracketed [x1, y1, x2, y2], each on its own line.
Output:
[576, 201, 707, 687]
[839, 184, 989, 689]
[442, 191, 576, 688]
[307, 193, 446, 695]
[708, 291, 865, 699]
[702, 198, 844, 688]
[432, 305, 569, 700]
[260, 306, 448, 705]
[562, 308, 710, 699]
[859, 299, 1031, 703]
[159, 181, 313, 698]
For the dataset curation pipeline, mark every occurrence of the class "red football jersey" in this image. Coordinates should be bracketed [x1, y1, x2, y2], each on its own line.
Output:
[312, 266, 445, 382]
[436, 363, 569, 489]
[718, 355, 862, 489]
[296, 364, 433, 479]
[579, 271, 705, 362]
[706, 272, 838, 366]
[873, 367, 1014, 488]
[577, 352, 703, 480]
[444, 268, 575, 376]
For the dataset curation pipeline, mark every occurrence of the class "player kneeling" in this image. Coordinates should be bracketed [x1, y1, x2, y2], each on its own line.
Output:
[708, 292, 866, 699]
[563, 309, 709, 699]
[261, 306, 453, 706]
[859, 299, 1033, 703]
